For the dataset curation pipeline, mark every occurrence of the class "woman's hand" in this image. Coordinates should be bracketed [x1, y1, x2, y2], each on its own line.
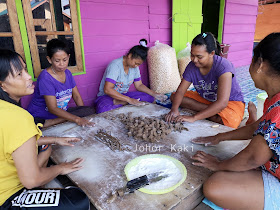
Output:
[191, 151, 221, 171]
[75, 117, 95, 127]
[165, 109, 180, 122]
[154, 93, 168, 102]
[174, 115, 196, 123]
[54, 137, 81, 147]
[59, 158, 84, 175]
[191, 135, 221, 146]
[128, 98, 145, 106]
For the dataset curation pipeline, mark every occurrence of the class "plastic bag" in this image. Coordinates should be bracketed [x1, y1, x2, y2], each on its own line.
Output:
[177, 43, 191, 78]
[147, 41, 181, 94]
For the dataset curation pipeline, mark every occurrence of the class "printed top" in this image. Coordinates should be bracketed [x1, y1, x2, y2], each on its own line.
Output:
[97, 56, 141, 96]
[254, 92, 280, 179]
[183, 55, 244, 102]
[28, 69, 76, 119]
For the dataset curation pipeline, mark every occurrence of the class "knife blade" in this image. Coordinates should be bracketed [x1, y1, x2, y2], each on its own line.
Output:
[125, 171, 168, 194]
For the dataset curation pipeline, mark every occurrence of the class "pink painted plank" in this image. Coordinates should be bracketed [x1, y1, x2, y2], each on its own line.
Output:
[86, 83, 102, 100]
[85, 50, 127, 68]
[81, 0, 148, 6]
[227, 41, 254, 53]
[224, 14, 257, 24]
[231, 57, 252, 68]
[74, 69, 104, 87]
[227, 50, 253, 61]
[149, 14, 172, 29]
[226, 2, 258, 15]
[223, 32, 255, 43]
[82, 19, 149, 36]
[149, 0, 171, 15]
[83, 35, 149, 54]
[80, 2, 148, 20]
[149, 29, 171, 43]
[227, 0, 258, 6]
[223, 24, 256, 34]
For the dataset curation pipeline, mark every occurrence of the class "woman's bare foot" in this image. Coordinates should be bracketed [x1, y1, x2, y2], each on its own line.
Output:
[113, 99, 128, 105]
[246, 101, 257, 125]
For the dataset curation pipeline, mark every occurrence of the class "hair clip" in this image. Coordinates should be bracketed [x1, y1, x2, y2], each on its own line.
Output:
[202, 33, 207, 38]
[139, 40, 147, 47]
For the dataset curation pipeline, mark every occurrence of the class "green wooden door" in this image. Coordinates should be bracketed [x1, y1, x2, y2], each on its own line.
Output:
[172, 0, 203, 54]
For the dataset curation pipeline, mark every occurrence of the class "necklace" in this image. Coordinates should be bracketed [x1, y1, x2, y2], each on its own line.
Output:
[51, 66, 57, 75]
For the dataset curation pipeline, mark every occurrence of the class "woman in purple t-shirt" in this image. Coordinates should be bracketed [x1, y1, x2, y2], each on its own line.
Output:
[165, 32, 245, 128]
[28, 39, 94, 127]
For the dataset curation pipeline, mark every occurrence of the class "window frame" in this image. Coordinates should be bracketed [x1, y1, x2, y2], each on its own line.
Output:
[14, 0, 86, 80]
[0, 1, 25, 59]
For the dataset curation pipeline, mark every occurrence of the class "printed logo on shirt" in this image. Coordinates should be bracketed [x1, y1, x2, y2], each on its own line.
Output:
[114, 82, 130, 94]
[56, 88, 72, 97]
[194, 80, 218, 102]
[57, 95, 72, 110]
[11, 189, 60, 207]
[195, 80, 218, 91]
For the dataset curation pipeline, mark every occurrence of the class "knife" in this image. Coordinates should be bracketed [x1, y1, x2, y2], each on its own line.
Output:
[107, 172, 168, 203]
[125, 171, 168, 194]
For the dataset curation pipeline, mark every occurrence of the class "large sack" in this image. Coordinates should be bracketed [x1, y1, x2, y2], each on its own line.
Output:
[147, 41, 181, 94]
[177, 43, 191, 78]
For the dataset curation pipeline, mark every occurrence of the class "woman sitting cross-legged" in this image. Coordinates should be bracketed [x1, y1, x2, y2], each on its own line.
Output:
[165, 32, 245, 129]
[95, 39, 167, 114]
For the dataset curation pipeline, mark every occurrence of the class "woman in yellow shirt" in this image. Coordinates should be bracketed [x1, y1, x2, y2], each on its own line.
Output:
[0, 49, 89, 209]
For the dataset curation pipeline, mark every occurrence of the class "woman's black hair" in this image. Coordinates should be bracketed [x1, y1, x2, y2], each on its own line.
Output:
[0, 49, 24, 82]
[0, 49, 25, 106]
[127, 39, 149, 61]
[253, 33, 280, 75]
[47, 39, 70, 58]
[192, 32, 221, 55]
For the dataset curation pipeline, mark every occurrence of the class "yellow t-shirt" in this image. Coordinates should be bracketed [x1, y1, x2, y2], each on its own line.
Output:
[0, 100, 41, 205]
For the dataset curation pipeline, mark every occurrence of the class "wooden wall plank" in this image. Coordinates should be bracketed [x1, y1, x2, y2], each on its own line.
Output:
[223, 24, 256, 33]
[222, 0, 258, 67]
[223, 32, 255, 43]
[231, 58, 253, 67]
[149, 29, 171, 43]
[227, 0, 258, 6]
[80, 2, 148, 20]
[83, 35, 149, 53]
[224, 14, 257, 24]
[227, 50, 253, 60]
[83, 0, 148, 6]
[149, 14, 172, 29]
[227, 41, 254, 53]
[82, 20, 149, 36]
[226, 2, 258, 15]
[149, 0, 171, 14]
[6, 0, 25, 58]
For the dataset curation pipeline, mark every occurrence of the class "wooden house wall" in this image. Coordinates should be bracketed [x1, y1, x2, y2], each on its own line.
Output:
[75, 0, 172, 106]
[223, 0, 258, 67]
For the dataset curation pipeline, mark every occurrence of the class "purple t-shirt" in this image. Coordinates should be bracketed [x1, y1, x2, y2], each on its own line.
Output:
[183, 55, 244, 102]
[27, 69, 76, 119]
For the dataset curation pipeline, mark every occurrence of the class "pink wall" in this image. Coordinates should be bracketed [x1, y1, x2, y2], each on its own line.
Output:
[21, 0, 172, 108]
[21, 0, 258, 108]
[222, 0, 258, 67]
